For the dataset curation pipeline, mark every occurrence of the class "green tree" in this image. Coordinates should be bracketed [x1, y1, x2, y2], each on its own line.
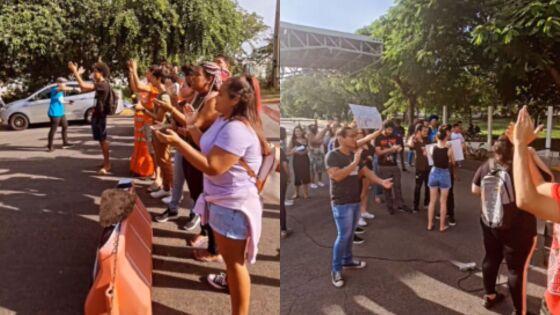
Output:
[0, 0, 266, 100]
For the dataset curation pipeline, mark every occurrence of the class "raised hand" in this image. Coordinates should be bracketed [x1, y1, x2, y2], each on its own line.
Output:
[353, 148, 363, 164]
[68, 62, 78, 73]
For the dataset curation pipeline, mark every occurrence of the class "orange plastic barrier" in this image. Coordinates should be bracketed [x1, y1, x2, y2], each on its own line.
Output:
[85, 191, 153, 315]
[130, 111, 155, 178]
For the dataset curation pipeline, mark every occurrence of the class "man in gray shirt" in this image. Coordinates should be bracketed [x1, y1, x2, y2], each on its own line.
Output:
[326, 126, 393, 288]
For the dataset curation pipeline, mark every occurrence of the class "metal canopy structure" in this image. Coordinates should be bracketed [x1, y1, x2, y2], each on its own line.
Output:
[280, 21, 383, 75]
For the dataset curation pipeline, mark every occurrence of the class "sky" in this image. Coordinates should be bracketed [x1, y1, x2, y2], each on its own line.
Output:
[281, 0, 394, 33]
[237, 0, 276, 29]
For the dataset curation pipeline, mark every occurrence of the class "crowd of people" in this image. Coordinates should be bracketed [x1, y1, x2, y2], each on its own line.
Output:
[280, 109, 560, 315]
[43, 54, 268, 315]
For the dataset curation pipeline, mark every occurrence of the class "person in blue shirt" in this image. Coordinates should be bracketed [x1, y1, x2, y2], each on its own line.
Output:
[47, 78, 76, 152]
[427, 115, 439, 143]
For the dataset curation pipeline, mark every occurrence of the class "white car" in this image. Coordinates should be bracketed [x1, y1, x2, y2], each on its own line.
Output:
[0, 81, 96, 130]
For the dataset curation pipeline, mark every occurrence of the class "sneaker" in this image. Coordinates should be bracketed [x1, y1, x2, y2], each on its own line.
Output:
[353, 235, 365, 244]
[399, 205, 413, 213]
[355, 226, 365, 235]
[483, 292, 504, 309]
[343, 260, 367, 269]
[435, 214, 440, 220]
[162, 195, 172, 204]
[317, 182, 326, 187]
[361, 212, 375, 220]
[281, 229, 293, 239]
[207, 272, 228, 290]
[181, 214, 200, 231]
[150, 189, 171, 199]
[62, 143, 73, 149]
[155, 208, 179, 223]
[285, 199, 294, 206]
[448, 217, 456, 226]
[358, 217, 368, 227]
[331, 271, 344, 288]
[310, 183, 318, 189]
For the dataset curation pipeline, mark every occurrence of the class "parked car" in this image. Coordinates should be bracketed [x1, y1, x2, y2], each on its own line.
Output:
[0, 81, 96, 130]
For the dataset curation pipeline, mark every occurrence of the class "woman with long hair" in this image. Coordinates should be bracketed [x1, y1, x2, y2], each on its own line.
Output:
[472, 135, 551, 313]
[289, 125, 311, 199]
[157, 62, 223, 262]
[155, 76, 267, 315]
[426, 126, 455, 232]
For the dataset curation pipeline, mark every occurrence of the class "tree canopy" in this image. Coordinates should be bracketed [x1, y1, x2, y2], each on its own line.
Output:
[0, 0, 267, 99]
[282, 0, 560, 122]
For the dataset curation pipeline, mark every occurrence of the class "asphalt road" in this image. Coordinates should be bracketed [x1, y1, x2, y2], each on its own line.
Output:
[280, 160, 548, 315]
[0, 112, 280, 314]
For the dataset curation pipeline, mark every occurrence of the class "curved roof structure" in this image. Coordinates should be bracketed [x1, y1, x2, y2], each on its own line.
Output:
[280, 22, 383, 73]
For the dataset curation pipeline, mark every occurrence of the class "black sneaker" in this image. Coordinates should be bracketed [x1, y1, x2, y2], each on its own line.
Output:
[355, 226, 365, 235]
[353, 235, 365, 245]
[343, 260, 367, 269]
[399, 205, 413, 213]
[483, 292, 504, 309]
[331, 271, 344, 288]
[181, 214, 200, 230]
[207, 272, 228, 290]
[448, 217, 456, 226]
[155, 208, 179, 223]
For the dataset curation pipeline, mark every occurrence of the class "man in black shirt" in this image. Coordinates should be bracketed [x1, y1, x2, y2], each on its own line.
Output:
[375, 121, 411, 214]
[408, 125, 431, 212]
[68, 61, 112, 174]
[326, 126, 393, 288]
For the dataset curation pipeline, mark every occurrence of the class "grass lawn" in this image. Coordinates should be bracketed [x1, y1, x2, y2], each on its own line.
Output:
[472, 118, 560, 139]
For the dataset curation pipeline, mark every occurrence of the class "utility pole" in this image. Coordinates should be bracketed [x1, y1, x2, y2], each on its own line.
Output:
[271, 0, 280, 89]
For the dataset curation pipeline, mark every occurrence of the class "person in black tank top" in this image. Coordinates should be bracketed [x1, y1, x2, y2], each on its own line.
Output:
[426, 126, 455, 232]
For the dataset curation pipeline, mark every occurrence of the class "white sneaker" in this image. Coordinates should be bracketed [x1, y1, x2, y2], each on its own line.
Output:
[285, 199, 294, 206]
[162, 195, 172, 204]
[358, 217, 368, 227]
[151, 189, 171, 199]
[317, 182, 325, 187]
[310, 183, 318, 189]
[361, 212, 375, 220]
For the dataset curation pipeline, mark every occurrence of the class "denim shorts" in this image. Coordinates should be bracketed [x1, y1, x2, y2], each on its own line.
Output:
[91, 116, 107, 141]
[208, 203, 249, 240]
[428, 167, 451, 189]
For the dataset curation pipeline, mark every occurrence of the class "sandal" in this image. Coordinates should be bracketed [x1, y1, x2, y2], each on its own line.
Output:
[193, 249, 223, 263]
[187, 235, 208, 248]
[147, 183, 162, 192]
[483, 292, 504, 309]
[97, 167, 111, 175]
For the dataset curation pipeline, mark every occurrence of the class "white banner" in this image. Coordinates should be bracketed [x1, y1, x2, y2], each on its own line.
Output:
[349, 104, 383, 129]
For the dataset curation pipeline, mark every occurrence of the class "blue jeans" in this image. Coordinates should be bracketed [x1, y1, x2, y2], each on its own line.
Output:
[407, 150, 415, 165]
[428, 167, 452, 189]
[168, 150, 185, 212]
[209, 203, 249, 240]
[331, 202, 360, 272]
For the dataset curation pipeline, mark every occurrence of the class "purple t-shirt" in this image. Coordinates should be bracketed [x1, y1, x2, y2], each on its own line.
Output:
[200, 117, 263, 194]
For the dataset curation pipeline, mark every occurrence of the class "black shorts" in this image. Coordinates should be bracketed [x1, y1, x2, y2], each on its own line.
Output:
[91, 116, 107, 141]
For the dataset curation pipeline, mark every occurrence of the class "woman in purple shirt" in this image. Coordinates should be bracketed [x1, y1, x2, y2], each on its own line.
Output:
[155, 76, 268, 315]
